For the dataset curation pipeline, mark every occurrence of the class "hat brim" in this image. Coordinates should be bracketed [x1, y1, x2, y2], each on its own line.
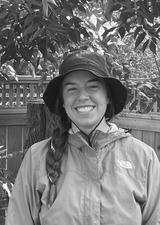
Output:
[43, 72, 127, 116]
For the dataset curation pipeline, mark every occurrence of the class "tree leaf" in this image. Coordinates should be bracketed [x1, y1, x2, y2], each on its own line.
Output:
[31, 0, 42, 7]
[157, 95, 160, 108]
[135, 32, 146, 49]
[0, 10, 8, 20]
[142, 39, 149, 53]
[104, 0, 114, 21]
[48, 42, 56, 53]
[69, 29, 80, 43]
[129, 99, 138, 111]
[151, 37, 157, 44]
[20, 46, 31, 61]
[1, 52, 10, 65]
[47, 23, 69, 33]
[38, 38, 47, 56]
[77, 5, 86, 13]
[23, 24, 37, 38]
[102, 26, 116, 38]
[48, 0, 58, 6]
[24, 14, 34, 28]
[60, 15, 71, 27]
[79, 27, 90, 38]
[125, 22, 130, 32]
[70, 17, 82, 28]
[134, 26, 142, 39]
[42, 0, 48, 17]
[138, 8, 154, 23]
[118, 26, 126, 38]
[30, 28, 44, 41]
[149, 40, 156, 54]
[111, 4, 121, 12]
[156, 27, 160, 34]
[144, 98, 156, 113]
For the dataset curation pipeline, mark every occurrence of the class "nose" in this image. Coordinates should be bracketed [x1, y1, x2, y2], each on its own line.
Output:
[78, 88, 90, 101]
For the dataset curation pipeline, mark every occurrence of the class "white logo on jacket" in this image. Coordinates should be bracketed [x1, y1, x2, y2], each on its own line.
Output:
[117, 160, 133, 169]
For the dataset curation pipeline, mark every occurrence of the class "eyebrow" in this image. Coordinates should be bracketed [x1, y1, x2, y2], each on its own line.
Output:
[87, 78, 100, 83]
[63, 78, 100, 87]
[63, 82, 76, 87]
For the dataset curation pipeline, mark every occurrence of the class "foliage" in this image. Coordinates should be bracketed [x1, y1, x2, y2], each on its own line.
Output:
[109, 35, 160, 113]
[0, 0, 93, 75]
[0, 0, 160, 74]
[102, 0, 160, 54]
[0, 0, 160, 114]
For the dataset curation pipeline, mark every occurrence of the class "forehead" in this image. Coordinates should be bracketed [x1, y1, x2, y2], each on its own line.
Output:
[62, 70, 102, 85]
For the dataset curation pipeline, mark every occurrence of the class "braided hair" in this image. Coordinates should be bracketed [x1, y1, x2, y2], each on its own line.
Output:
[45, 86, 71, 207]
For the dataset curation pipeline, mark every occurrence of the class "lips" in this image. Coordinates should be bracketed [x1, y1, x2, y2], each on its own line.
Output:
[75, 105, 95, 112]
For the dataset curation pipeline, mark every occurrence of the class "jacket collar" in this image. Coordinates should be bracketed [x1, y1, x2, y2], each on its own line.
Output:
[69, 117, 110, 135]
[68, 122, 130, 151]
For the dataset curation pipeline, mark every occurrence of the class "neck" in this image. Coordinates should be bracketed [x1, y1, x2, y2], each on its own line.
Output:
[71, 117, 110, 135]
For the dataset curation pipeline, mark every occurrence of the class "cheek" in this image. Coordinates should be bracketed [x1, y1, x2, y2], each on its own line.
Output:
[63, 94, 73, 110]
[96, 90, 109, 105]
[62, 91, 69, 107]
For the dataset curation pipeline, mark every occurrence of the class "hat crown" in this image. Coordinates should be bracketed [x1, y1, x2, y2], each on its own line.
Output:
[59, 51, 110, 78]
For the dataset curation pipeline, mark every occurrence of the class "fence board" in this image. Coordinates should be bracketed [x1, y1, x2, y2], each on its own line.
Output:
[130, 129, 143, 140]
[142, 131, 155, 149]
[7, 126, 23, 176]
[0, 109, 27, 125]
[155, 132, 160, 159]
[16, 84, 21, 107]
[0, 126, 7, 169]
[113, 112, 160, 132]
[9, 84, 14, 107]
[22, 126, 27, 150]
[23, 84, 27, 106]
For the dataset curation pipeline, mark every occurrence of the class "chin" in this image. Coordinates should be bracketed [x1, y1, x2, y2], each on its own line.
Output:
[77, 122, 96, 130]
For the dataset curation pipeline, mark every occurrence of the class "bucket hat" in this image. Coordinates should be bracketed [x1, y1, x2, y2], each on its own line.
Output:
[43, 51, 127, 115]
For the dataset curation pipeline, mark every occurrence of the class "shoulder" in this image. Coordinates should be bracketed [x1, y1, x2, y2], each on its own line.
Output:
[29, 138, 51, 155]
[117, 134, 160, 182]
[23, 138, 51, 169]
[121, 134, 157, 164]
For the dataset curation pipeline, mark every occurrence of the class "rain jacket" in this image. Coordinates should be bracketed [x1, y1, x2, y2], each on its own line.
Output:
[5, 123, 160, 225]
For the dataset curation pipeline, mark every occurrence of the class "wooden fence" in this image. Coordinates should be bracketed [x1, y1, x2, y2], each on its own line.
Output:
[0, 108, 27, 175]
[0, 77, 48, 176]
[113, 112, 160, 160]
[0, 77, 160, 175]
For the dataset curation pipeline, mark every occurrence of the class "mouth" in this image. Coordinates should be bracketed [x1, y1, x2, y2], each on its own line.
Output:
[75, 105, 95, 112]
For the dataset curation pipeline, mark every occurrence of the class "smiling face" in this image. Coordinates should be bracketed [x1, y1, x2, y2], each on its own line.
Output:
[62, 70, 110, 134]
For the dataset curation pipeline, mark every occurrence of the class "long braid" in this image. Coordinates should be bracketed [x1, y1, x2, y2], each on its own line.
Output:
[46, 105, 71, 207]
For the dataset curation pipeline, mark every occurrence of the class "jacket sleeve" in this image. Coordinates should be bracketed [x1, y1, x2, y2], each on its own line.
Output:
[5, 148, 41, 225]
[142, 150, 160, 225]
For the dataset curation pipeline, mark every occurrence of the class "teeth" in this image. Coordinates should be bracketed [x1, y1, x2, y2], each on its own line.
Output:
[76, 106, 94, 112]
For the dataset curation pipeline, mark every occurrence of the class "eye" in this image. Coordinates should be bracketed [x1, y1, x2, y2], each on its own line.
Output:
[67, 87, 77, 93]
[88, 84, 99, 90]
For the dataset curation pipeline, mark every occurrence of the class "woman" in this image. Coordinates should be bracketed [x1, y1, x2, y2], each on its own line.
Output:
[6, 51, 160, 225]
